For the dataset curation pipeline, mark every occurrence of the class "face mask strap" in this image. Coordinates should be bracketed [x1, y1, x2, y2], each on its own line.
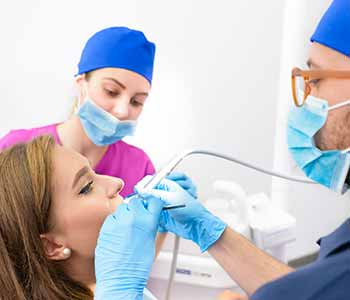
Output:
[328, 100, 350, 111]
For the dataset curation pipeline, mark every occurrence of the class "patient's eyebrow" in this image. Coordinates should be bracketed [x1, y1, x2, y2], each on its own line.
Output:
[72, 166, 89, 188]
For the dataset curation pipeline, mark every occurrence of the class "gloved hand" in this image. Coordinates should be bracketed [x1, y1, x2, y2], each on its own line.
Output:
[137, 172, 198, 199]
[137, 172, 198, 234]
[94, 196, 165, 300]
[135, 178, 227, 252]
[166, 171, 198, 198]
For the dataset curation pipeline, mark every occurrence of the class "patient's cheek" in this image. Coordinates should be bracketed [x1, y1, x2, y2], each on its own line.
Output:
[109, 196, 123, 214]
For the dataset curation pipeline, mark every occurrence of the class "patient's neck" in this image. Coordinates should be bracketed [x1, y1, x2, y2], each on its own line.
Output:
[63, 254, 96, 292]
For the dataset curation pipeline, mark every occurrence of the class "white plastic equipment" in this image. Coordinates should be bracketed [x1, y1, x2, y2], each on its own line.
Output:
[248, 192, 296, 263]
[148, 180, 296, 300]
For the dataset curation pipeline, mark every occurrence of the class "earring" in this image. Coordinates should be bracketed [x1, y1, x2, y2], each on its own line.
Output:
[63, 248, 72, 257]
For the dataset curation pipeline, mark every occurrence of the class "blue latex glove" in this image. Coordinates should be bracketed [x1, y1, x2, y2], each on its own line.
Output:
[166, 171, 198, 198]
[94, 196, 165, 300]
[137, 172, 198, 234]
[135, 178, 227, 252]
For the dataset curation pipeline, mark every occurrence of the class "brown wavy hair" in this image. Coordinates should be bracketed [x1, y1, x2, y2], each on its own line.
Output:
[0, 135, 93, 299]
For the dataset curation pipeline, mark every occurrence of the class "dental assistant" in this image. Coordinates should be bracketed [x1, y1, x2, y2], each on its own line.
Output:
[0, 26, 157, 198]
[0, 26, 198, 258]
[96, 1, 350, 299]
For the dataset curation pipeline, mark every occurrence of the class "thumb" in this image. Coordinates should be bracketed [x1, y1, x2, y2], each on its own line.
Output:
[145, 195, 166, 215]
[128, 196, 147, 214]
[166, 171, 186, 181]
[134, 175, 154, 193]
[138, 189, 174, 205]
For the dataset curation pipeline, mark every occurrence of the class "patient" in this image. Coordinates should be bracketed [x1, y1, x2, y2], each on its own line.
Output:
[0, 135, 124, 299]
[0, 134, 250, 300]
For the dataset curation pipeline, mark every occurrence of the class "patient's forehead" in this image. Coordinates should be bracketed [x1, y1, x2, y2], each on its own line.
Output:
[51, 145, 89, 191]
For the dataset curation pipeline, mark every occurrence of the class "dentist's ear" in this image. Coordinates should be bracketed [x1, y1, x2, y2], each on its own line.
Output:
[75, 73, 86, 85]
[40, 234, 72, 261]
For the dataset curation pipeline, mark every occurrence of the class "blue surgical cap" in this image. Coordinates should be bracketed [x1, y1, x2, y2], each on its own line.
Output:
[311, 0, 350, 57]
[76, 27, 156, 84]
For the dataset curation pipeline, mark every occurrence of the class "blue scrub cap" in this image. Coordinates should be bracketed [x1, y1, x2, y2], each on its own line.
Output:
[311, 0, 350, 57]
[76, 27, 156, 84]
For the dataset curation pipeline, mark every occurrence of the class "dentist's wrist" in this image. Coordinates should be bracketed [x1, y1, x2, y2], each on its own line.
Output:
[195, 213, 227, 252]
[158, 224, 168, 233]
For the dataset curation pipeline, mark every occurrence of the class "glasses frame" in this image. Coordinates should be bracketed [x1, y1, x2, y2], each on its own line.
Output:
[291, 67, 350, 107]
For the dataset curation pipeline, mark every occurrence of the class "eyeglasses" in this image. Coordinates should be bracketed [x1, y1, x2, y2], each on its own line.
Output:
[291, 67, 350, 107]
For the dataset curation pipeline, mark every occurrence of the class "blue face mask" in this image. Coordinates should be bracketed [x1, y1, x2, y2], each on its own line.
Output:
[77, 99, 137, 146]
[287, 94, 350, 194]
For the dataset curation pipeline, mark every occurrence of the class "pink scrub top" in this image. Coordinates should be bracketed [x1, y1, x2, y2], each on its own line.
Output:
[0, 124, 155, 197]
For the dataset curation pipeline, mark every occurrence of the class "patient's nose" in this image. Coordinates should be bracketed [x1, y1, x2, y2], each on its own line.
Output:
[104, 176, 124, 198]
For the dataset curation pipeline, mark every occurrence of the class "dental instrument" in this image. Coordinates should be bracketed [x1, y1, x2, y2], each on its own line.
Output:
[124, 193, 186, 210]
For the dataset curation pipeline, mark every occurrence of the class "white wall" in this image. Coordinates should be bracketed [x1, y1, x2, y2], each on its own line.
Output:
[2, 0, 348, 263]
[272, 0, 350, 260]
[0, 0, 285, 196]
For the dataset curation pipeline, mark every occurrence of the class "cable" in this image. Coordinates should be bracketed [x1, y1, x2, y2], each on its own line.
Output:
[165, 236, 180, 300]
[143, 149, 314, 193]
[187, 150, 314, 183]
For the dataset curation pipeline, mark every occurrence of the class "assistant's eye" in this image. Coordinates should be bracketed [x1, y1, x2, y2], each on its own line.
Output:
[130, 98, 144, 107]
[79, 181, 94, 195]
[105, 89, 120, 97]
